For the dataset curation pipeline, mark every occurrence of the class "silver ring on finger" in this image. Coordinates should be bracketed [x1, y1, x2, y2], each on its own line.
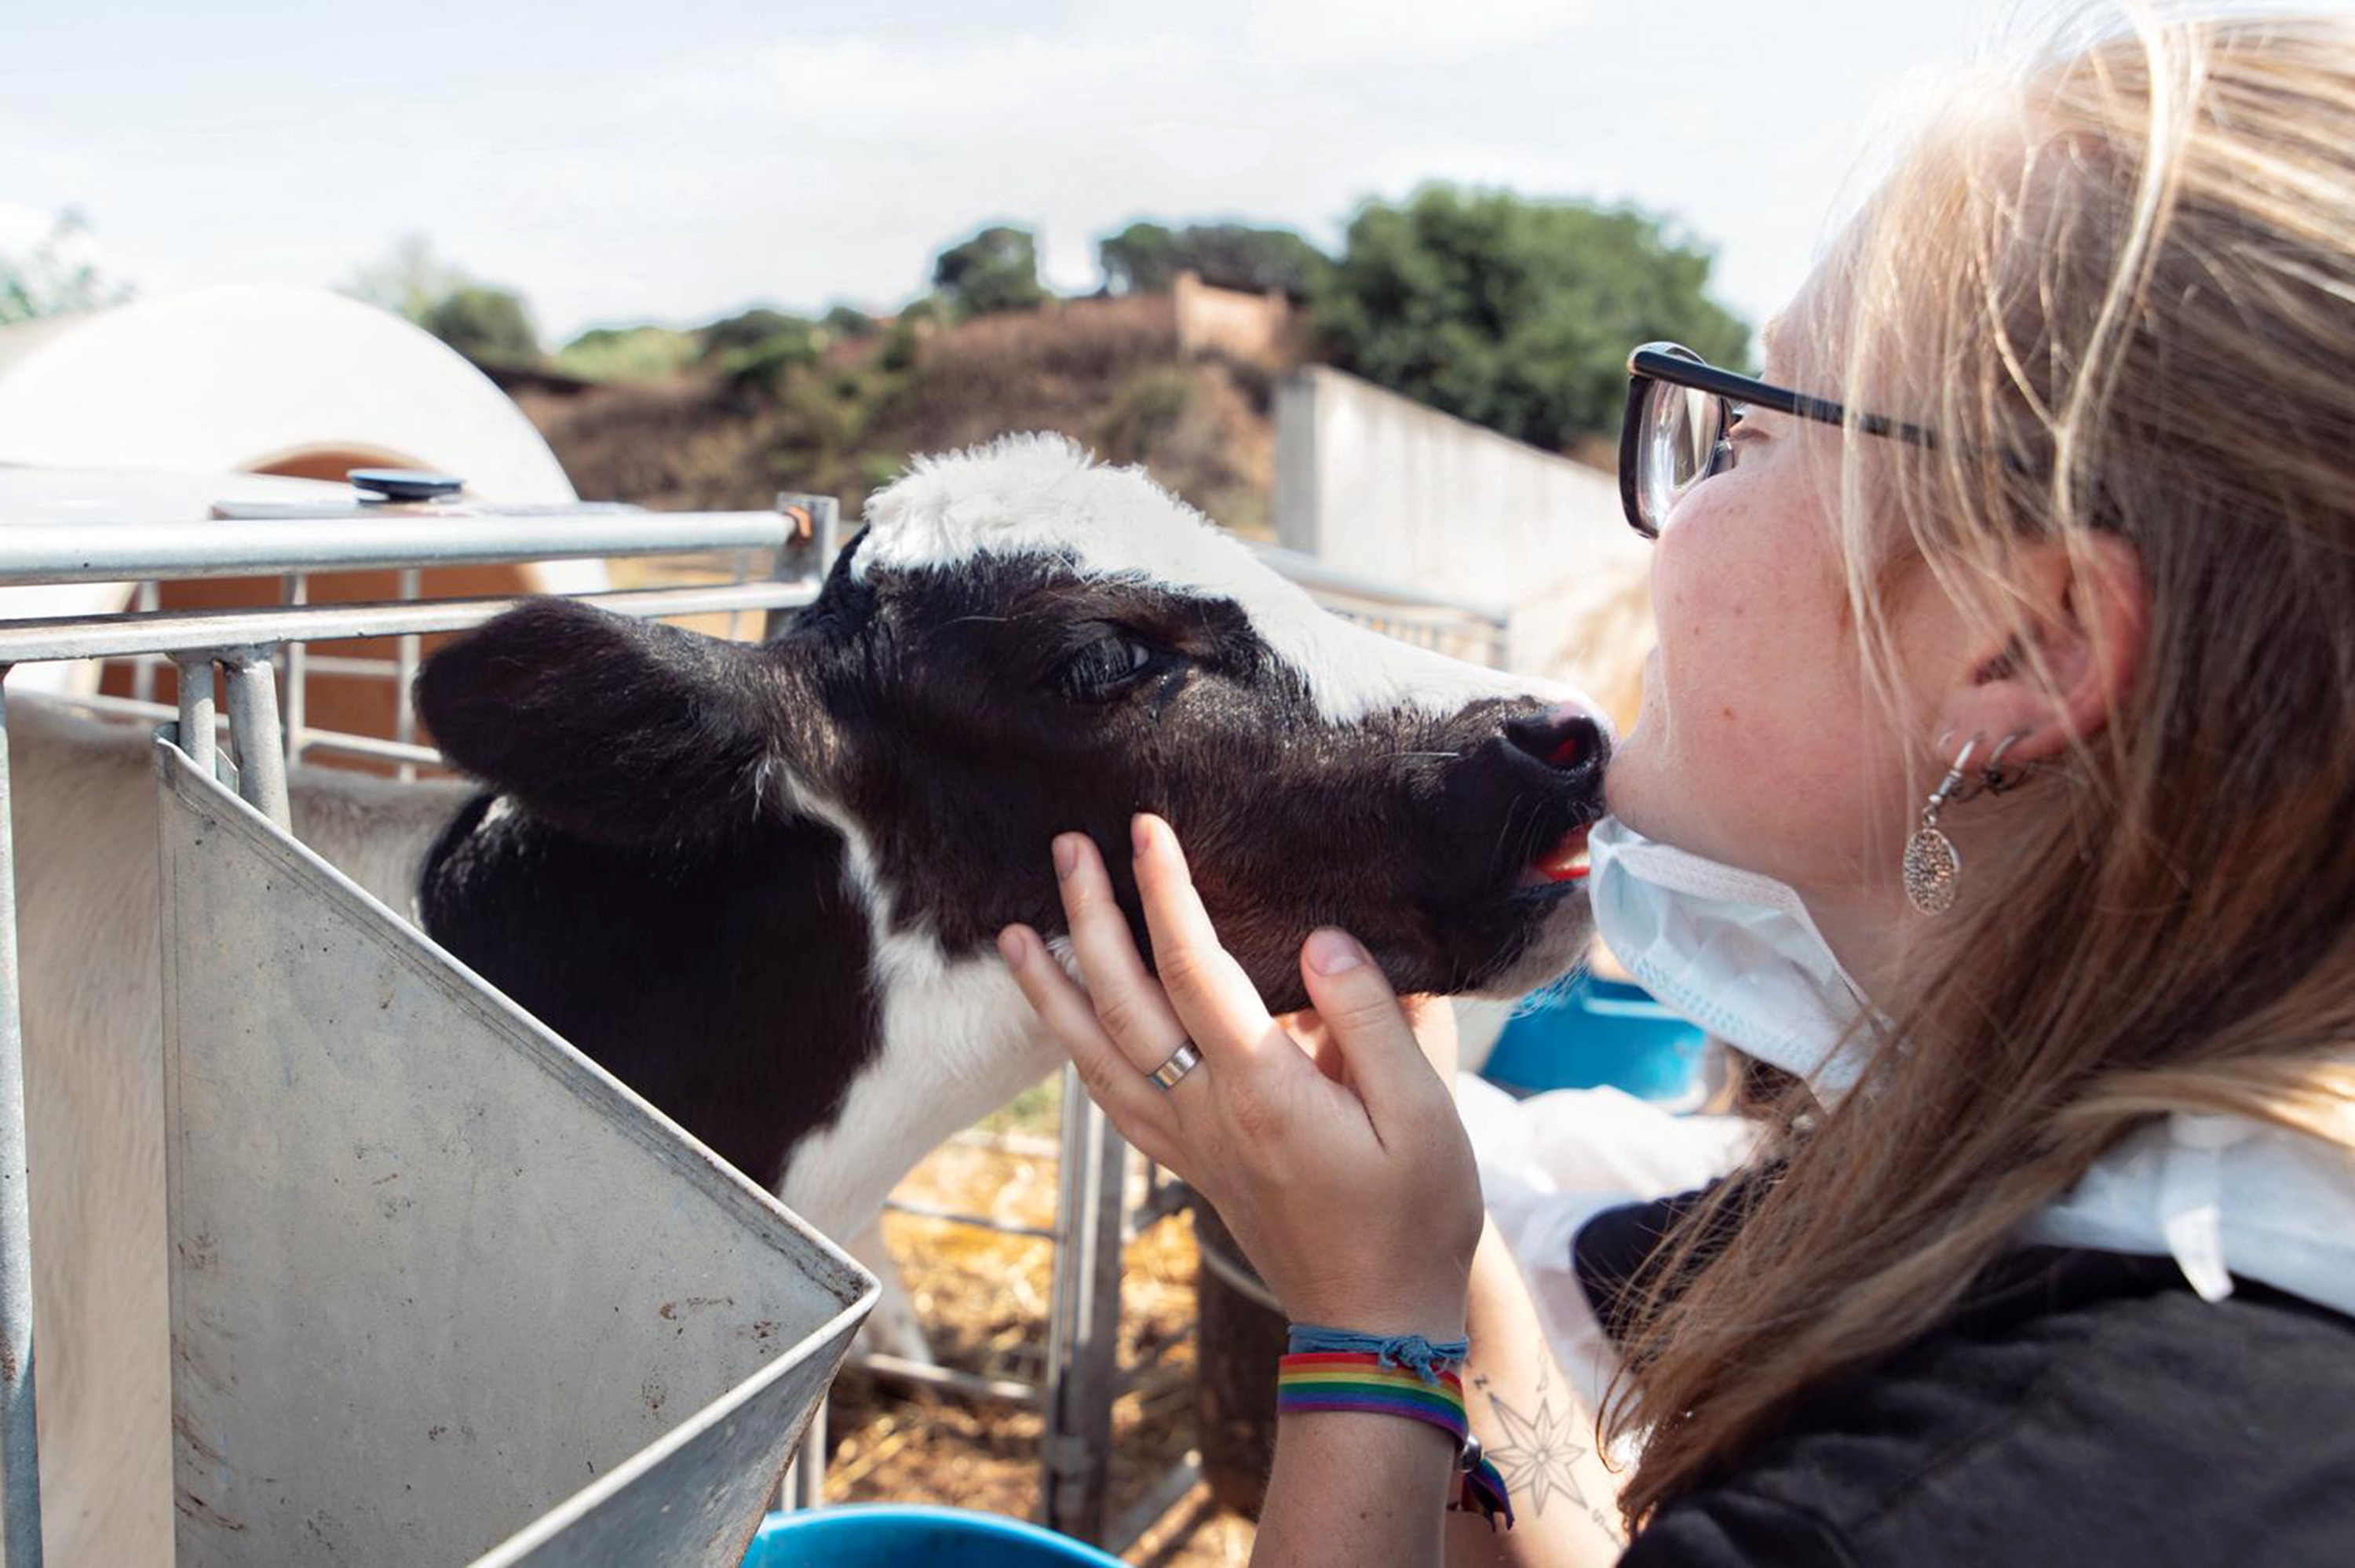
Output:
[1148, 1040, 1203, 1091]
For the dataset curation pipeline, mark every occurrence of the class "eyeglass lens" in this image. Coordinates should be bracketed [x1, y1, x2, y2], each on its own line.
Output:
[1637, 380, 1728, 534]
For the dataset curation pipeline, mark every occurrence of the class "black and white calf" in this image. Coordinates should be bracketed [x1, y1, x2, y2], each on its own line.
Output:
[16, 434, 1605, 1565]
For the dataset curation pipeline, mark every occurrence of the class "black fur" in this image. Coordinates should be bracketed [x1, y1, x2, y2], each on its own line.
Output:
[414, 534, 1604, 1187]
[414, 598, 792, 848]
[418, 793, 878, 1192]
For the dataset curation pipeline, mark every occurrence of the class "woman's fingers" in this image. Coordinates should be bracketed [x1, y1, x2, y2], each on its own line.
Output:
[1130, 815, 1298, 1070]
[996, 924, 1181, 1164]
[1297, 928, 1444, 1124]
[1053, 830, 1196, 1082]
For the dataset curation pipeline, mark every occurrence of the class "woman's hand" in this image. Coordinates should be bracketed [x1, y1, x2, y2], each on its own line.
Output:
[997, 813, 1484, 1336]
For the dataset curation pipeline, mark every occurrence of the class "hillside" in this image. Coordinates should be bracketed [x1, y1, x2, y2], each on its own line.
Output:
[511, 293, 1282, 538]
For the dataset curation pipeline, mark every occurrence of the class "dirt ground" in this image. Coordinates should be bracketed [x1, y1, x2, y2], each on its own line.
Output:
[816, 1089, 1258, 1566]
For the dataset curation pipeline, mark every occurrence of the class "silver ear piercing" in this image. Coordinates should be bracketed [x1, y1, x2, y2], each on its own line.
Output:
[1903, 736, 1979, 916]
[1902, 729, 2035, 914]
[1981, 730, 2033, 796]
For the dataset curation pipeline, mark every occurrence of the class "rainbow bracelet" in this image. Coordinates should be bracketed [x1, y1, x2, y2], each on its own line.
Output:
[1276, 1350, 1515, 1529]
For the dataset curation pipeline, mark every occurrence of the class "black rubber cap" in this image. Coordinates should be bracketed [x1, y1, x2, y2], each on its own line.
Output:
[349, 469, 465, 502]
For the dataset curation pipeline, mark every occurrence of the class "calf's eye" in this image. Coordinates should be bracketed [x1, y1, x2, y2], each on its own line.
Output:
[1053, 629, 1159, 702]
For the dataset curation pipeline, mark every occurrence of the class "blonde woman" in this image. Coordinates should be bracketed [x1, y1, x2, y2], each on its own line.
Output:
[998, 9, 2355, 1565]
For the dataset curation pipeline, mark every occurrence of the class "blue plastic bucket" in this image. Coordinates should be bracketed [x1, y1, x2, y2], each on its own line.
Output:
[741, 1504, 1127, 1567]
[1479, 972, 1707, 1103]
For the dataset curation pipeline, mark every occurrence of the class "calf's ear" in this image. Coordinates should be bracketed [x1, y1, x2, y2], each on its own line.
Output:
[415, 598, 794, 844]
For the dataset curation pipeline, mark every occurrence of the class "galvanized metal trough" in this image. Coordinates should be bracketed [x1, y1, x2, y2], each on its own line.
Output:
[153, 732, 874, 1566]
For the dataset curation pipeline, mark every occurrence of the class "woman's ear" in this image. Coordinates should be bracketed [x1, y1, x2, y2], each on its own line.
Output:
[1932, 532, 2146, 764]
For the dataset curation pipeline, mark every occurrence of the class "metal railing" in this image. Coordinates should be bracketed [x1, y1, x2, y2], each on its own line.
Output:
[0, 498, 1515, 1563]
[1246, 542, 1511, 665]
[0, 497, 834, 1568]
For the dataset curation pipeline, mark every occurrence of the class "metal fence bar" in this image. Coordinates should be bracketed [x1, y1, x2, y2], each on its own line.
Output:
[856, 1354, 1044, 1408]
[1123, 1169, 1193, 1242]
[281, 575, 307, 768]
[176, 658, 216, 779]
[282, 652, 400, 680]
[0, 509, 799, 585]
[122, 651, 422, 682]
[130, 582, 159, 704]
[1105, 1451, 1203, 1559]
[222, 655, 292, 828]
[394, 567, 422, 782]
[0, 676, 45, 1568]
[768, 495, 839, 644]
[1240, 542, 1511, 625]
[41, 692, 449, 771]
[1040, 1075, 1129, 1541]
[794, 1403, 826, 1509]
[881, 1197, 1058, 1243]
[0, 580, 820, 665]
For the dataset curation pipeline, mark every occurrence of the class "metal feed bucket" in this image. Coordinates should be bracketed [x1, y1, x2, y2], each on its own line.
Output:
[154, 734, 874, 1565]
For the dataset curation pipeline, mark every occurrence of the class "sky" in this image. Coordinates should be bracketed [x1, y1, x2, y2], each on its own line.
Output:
[4, 1, 2041, 345]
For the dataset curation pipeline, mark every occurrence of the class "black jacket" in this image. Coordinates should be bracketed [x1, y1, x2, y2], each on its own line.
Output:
[1573, 1196, 2355, 1567]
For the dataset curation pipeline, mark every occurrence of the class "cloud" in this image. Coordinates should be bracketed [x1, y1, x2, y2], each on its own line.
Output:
[1240, 0, 1596, 68]
[629, 31, 1201, 128]
[0, 2, 1987, 342]
[0, 201, 56, 252]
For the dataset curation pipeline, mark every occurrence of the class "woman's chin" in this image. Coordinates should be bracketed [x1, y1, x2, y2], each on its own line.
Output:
[1598, 735, 1653, 825]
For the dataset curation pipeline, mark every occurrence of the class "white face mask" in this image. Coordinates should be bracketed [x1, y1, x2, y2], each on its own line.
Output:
[1585, 816, 1878, 1102]
[1587, 819, 2355, 1317]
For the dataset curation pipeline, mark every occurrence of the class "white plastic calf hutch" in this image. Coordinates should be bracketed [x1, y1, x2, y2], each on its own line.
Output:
[0, 287, 601, 731]
[0, 486, 875, 1566]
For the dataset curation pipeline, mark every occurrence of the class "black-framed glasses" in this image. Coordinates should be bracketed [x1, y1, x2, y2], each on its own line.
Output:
[1618, 341, 1937, 538]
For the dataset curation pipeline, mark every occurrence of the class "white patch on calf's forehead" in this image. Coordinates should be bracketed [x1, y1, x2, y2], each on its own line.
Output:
[858, 433, 1568, 724]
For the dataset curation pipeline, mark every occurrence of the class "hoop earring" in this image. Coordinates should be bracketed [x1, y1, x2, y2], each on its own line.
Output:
[1981, 729, 2033, 796]
[1903, 736, 1979, 916]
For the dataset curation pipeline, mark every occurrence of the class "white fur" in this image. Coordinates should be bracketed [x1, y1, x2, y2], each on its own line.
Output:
[772, 792, 1063, 1233]
[859, 434, 1572, 725]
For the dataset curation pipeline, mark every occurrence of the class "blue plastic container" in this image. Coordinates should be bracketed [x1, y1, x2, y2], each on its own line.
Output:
[741, 1504, 1127, 1567]
[1478, 972, 1707, 1103]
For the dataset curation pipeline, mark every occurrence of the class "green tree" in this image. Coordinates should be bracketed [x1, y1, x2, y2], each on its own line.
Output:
[821, 303, 879, 339]
[1310, 185, 1748, 450]
[342, 235, 542, 366]
[340, 233, 460, 323]
[931, 225, 1046, 318]
[1099, 221, 1330, 296]
[0, 210, 133, 325]
[417, 285, 541, 366]
[552, 324, 702, 382]
[700, 307, 812, 359]
[694, 307, 821, 395]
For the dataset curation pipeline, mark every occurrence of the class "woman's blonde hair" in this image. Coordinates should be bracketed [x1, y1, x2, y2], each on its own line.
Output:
[1608, 5, 2355, 1525]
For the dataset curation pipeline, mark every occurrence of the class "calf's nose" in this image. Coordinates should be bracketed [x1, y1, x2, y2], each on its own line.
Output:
[1502, 704, 1608, 780]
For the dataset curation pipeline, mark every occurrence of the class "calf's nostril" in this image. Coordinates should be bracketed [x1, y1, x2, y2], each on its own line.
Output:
[1503, 709, 1605, 775]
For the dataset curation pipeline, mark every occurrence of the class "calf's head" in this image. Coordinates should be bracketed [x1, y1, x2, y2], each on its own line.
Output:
[418, 436, 1607, 1012]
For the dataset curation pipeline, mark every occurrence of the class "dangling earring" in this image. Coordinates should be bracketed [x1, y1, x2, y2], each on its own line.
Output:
[1903, 736, 1980, 916]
